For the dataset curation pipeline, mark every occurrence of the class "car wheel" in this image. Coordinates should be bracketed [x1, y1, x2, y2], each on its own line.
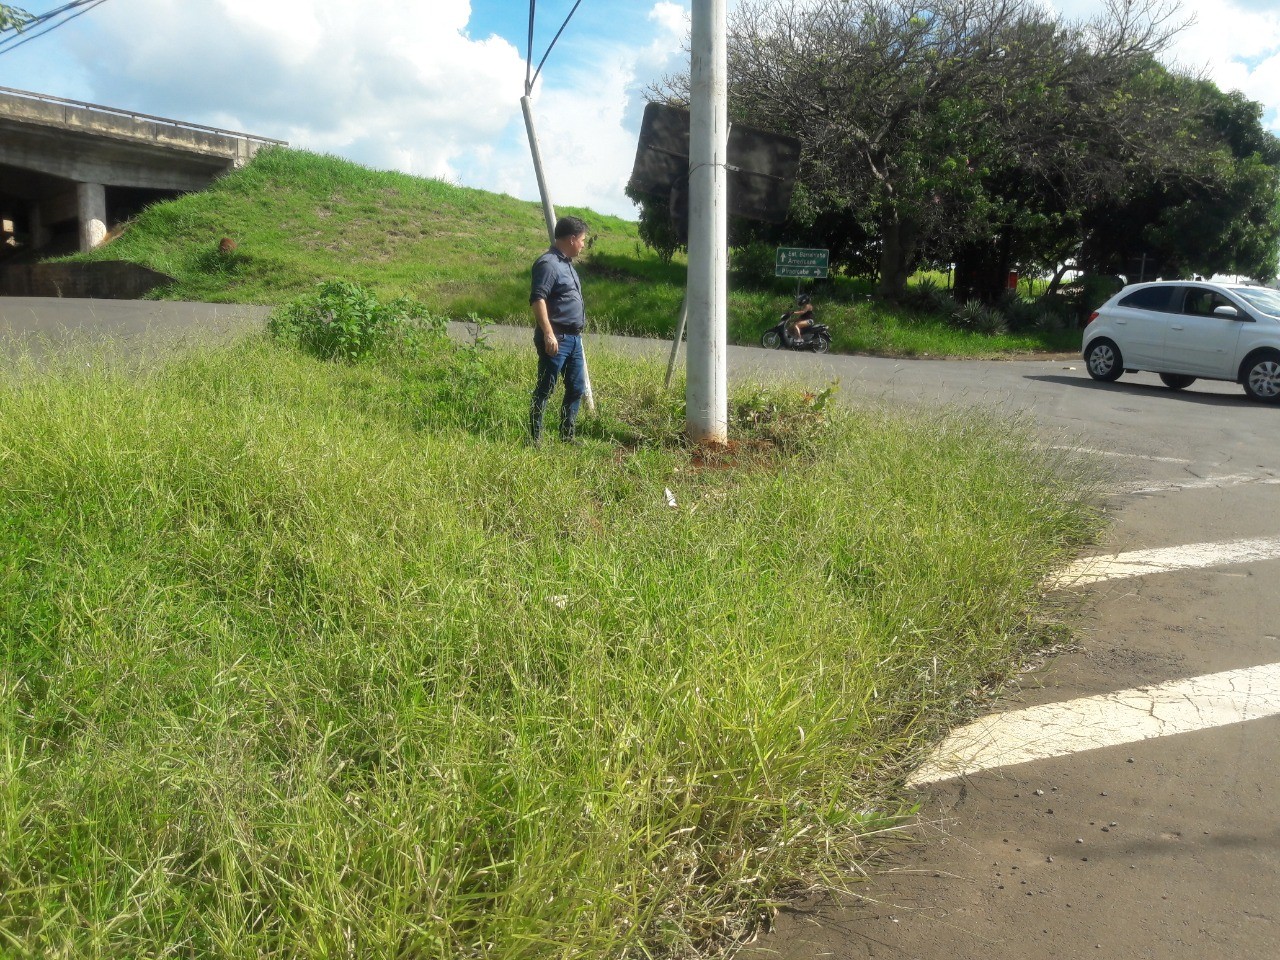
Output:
[1085, 339, 1124, 382]
[1159, 373, 1196, 390]
[1241, 350, 1280, 403]
[761, 330, 782, 349]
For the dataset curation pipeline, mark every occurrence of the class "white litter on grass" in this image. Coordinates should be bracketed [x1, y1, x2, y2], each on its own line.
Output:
[908, 661, 1280, 786]
[664, 488, 678, 508]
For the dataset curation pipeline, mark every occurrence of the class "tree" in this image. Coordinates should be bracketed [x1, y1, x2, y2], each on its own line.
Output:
[644, 0, 1204, 297]
[1080, 78, 1280, 282]
[0, 4, 33, 31]
[640, 0, 1280, 296]
[723, 0, 1197, 298]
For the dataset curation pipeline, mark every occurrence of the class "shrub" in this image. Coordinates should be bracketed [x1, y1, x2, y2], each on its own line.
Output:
[730, 241, 782, 288]
[900, 278, 955, 317]
[952, 299, 1009, 336]
[267, 280, 443, 361]
[995, 291, 1043, 331]
[1062, 274, 1125, 325]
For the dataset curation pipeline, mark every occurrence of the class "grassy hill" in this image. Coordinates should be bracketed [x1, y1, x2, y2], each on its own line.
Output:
[66, 148, 1078, 357]
[67, 148, 679, 323]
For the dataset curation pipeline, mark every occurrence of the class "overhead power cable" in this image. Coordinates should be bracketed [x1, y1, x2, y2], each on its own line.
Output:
[0, 0, 112, 57]
[525, 0, 584, 95]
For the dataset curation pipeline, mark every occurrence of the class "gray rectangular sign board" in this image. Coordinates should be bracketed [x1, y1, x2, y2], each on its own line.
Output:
[628, 103, 802, 223]
[775, 247, 829, 278]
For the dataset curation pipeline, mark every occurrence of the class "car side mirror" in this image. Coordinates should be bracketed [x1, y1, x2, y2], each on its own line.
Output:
[1212, 305, 1240, 318]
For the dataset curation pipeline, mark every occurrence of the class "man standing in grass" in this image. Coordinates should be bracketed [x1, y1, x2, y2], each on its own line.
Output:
[529, 216, 589, 445]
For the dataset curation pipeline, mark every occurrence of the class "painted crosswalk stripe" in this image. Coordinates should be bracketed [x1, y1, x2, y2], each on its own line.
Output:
[1123, 475, 1280, 495]
[1048, 536, 1280, 588]
[1044, 445, 1191, 464]
[908, 662, 1280, 787]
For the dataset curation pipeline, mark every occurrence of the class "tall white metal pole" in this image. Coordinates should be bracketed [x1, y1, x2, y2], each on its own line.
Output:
[685, 0, 729, 445]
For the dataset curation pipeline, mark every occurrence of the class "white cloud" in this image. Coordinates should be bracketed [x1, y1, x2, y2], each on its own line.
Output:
[31, 1, 1279, 221]
[53, 0, 530, 189]
[1162, 0, 1280, 130]
[1041, 0, 1280, 133]
[650, 1, 692, 35]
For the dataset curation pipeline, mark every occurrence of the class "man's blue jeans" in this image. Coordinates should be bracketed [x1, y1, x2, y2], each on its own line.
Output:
[530, 330, 585, 442]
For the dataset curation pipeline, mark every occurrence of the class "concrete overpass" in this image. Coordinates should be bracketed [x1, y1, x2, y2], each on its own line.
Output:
[0, 86, 284, 259]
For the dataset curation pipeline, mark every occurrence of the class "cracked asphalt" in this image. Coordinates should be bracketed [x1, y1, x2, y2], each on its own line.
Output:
[4, 299, 1277, 959]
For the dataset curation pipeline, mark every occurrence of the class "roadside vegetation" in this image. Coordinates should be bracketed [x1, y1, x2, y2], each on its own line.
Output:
[641, 0, 1280, 302]
[62, 148, 1082, 357]
[0, 290, 1104, 958]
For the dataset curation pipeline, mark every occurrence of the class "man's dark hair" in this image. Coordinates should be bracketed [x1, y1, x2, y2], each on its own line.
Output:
[554, 215, 589, 239]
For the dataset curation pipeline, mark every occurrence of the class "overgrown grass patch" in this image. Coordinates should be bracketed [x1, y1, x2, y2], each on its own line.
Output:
[0, 330, 1102, 958]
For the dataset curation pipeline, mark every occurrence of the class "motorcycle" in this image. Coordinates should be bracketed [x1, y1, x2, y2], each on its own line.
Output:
[760, 311, 831, 353]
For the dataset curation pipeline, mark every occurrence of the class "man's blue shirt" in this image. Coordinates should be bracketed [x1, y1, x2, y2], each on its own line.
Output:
[530, 246, 585, 333]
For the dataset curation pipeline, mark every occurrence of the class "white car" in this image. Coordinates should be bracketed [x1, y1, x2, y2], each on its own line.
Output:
[1082, 280, 1280, 402]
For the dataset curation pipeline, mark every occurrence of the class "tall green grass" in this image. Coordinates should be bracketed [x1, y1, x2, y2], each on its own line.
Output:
[0, 328, 1101, 958]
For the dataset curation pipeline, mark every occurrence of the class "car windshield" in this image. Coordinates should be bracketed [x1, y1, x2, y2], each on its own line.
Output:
[1229, 286, 1280, 319]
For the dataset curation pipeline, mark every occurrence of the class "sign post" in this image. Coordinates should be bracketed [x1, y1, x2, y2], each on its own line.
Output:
[775, 247, 830, 279]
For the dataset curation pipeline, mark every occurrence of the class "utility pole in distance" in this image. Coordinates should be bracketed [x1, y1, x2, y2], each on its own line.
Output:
[685, 0, 728, 446]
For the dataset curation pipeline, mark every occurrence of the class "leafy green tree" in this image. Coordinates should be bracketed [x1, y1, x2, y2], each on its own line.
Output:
[641, 0, 1280, 297]
[0, 4, 32, 31]
[1080, 78, 1280, 283]
[647, 0, 1191, 299]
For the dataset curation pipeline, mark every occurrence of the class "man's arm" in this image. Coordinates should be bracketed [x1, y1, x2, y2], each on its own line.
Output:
[531, 298, 559, 356]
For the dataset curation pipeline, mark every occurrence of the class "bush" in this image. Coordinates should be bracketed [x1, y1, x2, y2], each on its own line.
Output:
[952, 299, 1009, 336]
[1062, 274, 1125, 325]
[730, 241, 782, 288]
[900, 278, 955, 317]
[995, 291, 1042, 331]
[267, 280, 443, 361]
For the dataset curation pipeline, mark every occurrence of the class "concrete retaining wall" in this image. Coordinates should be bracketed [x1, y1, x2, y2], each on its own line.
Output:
[0, 261, 174, 299]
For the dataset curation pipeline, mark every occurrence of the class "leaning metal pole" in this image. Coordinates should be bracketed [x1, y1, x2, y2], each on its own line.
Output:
[520, 92, 595, 412]
[685, 0, 728, 445]
[663, 292, 689, 390]
[520, 95, 559, 242]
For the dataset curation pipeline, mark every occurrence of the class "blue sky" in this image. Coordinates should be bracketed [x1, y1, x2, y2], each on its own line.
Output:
[2, 1, 1278, 222]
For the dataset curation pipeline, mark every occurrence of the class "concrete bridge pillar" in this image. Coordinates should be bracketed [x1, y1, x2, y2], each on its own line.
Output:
[77, 181, 107, 250]
[28, 201, 51, 250]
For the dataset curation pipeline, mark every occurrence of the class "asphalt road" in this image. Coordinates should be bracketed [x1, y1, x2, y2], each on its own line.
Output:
[4, 298, 1277, 959]
[0, 296, 271, 361]
[717, 348, 1279, 957]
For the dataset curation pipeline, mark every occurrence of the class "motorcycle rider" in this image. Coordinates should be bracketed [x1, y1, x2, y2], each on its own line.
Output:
[785, 293, 814, 346]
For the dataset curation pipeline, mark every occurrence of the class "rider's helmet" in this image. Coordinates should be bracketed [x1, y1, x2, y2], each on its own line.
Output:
[795, 293, 811, 306]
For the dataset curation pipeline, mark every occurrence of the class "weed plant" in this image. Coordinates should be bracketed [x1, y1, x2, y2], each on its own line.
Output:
[267, 279, 444, 361]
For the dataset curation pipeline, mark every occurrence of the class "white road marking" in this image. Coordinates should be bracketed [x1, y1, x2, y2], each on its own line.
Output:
[1048, 536, 1280, 588]
[1045, 445, 1191, 464]
[1123, 475, 1280, 495]
[908, 662, 1280, 787]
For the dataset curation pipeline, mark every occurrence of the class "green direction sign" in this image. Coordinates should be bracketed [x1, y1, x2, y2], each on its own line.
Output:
[775, 247, 829, 278]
